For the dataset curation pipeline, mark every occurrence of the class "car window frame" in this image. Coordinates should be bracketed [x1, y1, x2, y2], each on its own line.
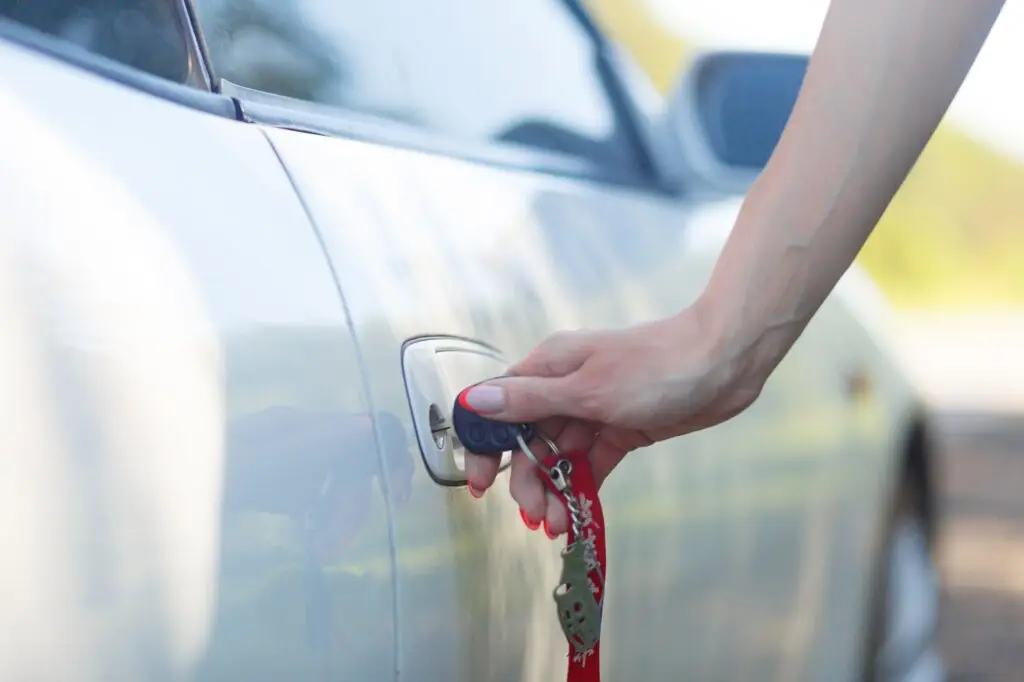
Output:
[188, 0, 676, 194]
[0, 2, 235, 118]
[0, 0, 679, 195]
[561, 0, 672, 190]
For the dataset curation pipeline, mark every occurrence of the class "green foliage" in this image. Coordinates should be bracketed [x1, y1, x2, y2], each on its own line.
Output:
[588, 0, 691, 91]
[589, 0, 1024, 308]
[859, 127, 1024, 307]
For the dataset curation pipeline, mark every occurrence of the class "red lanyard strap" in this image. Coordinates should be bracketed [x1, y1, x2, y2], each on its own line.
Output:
[448, 398, 609, 682]
[536, 449, 607, 682]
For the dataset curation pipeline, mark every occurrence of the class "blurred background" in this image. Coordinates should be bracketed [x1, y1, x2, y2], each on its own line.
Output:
[581, 1, 1024, 679]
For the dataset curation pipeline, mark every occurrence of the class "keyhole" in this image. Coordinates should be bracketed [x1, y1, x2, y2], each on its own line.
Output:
[428, 403, 449, 450]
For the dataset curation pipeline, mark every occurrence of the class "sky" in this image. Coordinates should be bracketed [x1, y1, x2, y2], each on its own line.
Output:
[646, 0, 1024, 161]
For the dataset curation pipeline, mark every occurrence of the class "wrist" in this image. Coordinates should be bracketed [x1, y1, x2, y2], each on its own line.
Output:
[688, 279, 785, 396]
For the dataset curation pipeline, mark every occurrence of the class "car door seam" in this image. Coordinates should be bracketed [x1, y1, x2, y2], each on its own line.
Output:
[258, 127, 404, 682]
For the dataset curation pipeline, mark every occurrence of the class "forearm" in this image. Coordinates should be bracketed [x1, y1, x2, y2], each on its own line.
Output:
[700, 0, 1004, 383]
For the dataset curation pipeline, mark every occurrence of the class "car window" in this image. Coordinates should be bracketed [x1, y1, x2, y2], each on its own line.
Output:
[0, 0, 194, 83]
[193, 0, 650, 180]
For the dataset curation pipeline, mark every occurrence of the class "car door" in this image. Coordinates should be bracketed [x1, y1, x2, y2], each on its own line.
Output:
[0, 11, 396, 682]
[188, 1, 862, 681]
[261, 137, 744, 682]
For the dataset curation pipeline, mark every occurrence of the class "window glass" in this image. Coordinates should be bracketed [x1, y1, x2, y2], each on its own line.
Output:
[0, 0, 194, 83]
[195, 0, 647, 176]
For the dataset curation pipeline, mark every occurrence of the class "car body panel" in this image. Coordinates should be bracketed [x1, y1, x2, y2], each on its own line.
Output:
[263, 124, 910, 682]
[0, 39, 395, 682]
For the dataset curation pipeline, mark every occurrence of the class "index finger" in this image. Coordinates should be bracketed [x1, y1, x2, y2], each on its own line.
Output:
[464, 416, 567, 495]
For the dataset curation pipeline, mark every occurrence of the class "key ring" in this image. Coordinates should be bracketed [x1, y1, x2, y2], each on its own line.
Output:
[517, 430, 578, 495]
[516, 430, 560, 467]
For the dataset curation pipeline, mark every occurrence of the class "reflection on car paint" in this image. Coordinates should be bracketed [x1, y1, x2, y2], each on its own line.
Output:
[199, 408, 412, 681]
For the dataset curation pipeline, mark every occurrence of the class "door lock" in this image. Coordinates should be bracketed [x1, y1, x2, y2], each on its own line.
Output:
[402, 336, 514, 484]
[427, 403, 453, 450]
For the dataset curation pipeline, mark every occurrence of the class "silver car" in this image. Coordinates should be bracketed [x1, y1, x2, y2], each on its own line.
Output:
[0, 2, 942, 682]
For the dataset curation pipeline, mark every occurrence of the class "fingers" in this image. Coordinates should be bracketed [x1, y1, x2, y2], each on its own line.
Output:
[509, 458, 568, 538]
[508, 330, 593, 378]
[463, 374, 585, 423]
[508, 420, 565, 522]
[509, 419, 595, 536]
[509, 449, 547, 523]
[585, 425, 650, 488]
[464, 451, 500, 496]
[462, 329, 603, 534]
[464, 417, 567, 497]
[544, 493, 569, 536]
[587, 436, 632, 490]
[461, 330, 598, 423]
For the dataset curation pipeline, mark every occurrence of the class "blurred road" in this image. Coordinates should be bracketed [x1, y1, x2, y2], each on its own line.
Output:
[935, 412, 1024, 682]
[891, 312, 1024, 414]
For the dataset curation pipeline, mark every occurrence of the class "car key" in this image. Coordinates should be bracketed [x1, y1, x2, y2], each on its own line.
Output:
[453, 382, 535, 455]
[455, 384, 610, 682]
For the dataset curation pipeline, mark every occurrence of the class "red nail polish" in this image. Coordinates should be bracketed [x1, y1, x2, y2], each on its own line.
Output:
[520, 508, 540, 531]
[467, 483, 484, 499]
[543, 520, 557, 540]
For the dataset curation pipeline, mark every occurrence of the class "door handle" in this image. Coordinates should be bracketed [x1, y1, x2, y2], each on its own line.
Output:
[402, 337, 513, 485]
[844, 366, 873, 401]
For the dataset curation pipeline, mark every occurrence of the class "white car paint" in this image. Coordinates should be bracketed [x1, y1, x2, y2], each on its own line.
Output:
[0, 38, 393, 682]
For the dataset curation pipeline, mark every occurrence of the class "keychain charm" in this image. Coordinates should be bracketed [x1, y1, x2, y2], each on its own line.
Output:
[451, 389, 608, 682]
[518, 433, 607, 682]
[555, 542, 603, 654]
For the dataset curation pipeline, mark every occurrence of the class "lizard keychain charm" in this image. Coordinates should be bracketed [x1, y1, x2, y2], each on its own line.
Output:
[524, 433, 607, 681]
[454, 390, 608, 682]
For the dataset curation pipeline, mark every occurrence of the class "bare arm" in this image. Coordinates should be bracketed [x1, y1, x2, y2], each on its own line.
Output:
[460, 0, 1008, 516]
[701, 0, 1006, 384]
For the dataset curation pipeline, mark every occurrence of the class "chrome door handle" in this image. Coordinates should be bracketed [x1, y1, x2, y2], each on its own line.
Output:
[402, 337, 514, 484]
[844, 366, 872, 400]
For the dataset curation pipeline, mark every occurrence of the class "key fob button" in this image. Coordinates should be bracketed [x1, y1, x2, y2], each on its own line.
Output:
[469, 423, 485, 445]
[453, 385, 536, 456]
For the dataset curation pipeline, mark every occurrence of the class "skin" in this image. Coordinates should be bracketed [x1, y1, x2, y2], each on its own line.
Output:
[462, 0, 1008, 535]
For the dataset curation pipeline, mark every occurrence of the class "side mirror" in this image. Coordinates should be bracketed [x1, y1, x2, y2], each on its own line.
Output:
[667, 50, 809, 194]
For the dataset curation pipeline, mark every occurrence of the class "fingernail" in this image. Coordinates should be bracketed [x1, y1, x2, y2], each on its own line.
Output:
[520, 508, 541, 531]
[467, 483, 484, 499]
[543, 519, 558, 540]
[464, 385, 505, 414]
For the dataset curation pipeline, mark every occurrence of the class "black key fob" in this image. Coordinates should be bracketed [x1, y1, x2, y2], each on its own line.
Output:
[453, 383, 535, 455]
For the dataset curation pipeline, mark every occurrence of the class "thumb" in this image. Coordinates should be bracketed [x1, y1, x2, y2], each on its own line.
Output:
[463, 375, 583, 422]
[509, 330, 594, 379]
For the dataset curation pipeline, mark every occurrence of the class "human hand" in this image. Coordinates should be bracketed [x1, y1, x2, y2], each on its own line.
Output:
[462, 301, 766, 537]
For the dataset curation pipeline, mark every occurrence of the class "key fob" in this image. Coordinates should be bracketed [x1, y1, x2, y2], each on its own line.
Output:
[453, 383, 535, 455]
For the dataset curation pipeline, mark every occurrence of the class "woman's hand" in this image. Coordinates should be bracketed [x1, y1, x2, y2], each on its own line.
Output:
[461, 0, 1006, 539]
[462, 298, 766, 537]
